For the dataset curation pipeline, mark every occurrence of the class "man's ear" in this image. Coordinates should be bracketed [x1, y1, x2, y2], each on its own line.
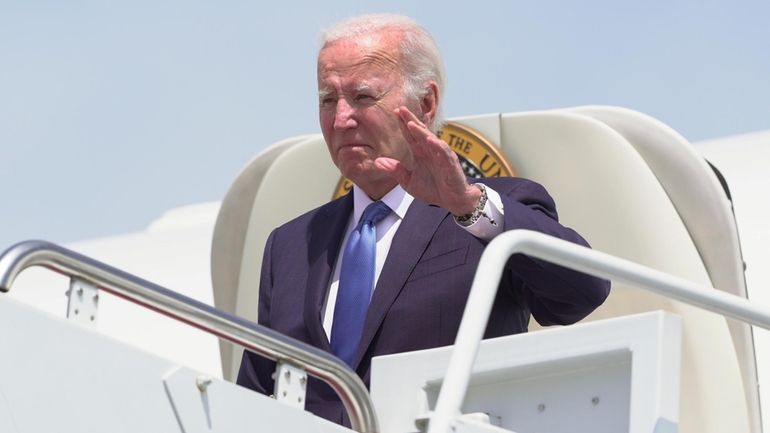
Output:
[420, 81, 439, 126]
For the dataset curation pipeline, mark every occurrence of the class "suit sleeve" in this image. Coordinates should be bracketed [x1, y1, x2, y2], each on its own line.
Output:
[236, 230, 277, 395]
[490, 178, 611, 326]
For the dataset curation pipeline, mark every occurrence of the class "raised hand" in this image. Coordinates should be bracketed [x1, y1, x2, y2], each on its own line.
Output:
[374, 106, 481, 216]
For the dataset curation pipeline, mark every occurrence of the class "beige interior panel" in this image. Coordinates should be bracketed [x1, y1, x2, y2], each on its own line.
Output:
[500, 110, 749, 433]
[567, 106, 759, 433]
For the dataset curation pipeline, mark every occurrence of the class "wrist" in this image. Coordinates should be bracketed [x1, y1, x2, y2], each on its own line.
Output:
[454, 184, 489, 226]
[451, 184, 483, 217]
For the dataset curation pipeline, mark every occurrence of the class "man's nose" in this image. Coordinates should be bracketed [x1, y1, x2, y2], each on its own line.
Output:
[333, 98, 357, 130]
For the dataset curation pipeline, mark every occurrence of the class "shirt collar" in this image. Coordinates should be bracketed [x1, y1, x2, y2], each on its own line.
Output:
[352, 184, 413, 223]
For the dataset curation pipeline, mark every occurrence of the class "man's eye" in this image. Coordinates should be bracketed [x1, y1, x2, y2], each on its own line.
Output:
[355, 94, 375, 102]
[320, 97, 337, 106]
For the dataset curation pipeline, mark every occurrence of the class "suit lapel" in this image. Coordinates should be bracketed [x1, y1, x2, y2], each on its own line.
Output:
[352, 200, 448, 369]
[303, 194, 353, 351]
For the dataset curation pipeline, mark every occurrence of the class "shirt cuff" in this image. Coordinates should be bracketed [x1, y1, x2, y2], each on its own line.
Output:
[455, 184, 504, 241]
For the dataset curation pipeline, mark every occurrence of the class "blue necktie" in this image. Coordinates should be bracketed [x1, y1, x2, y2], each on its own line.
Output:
[330, 200, 391, 367]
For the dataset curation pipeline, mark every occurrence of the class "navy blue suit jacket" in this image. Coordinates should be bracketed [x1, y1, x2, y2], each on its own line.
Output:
[237, 177, 610, 425]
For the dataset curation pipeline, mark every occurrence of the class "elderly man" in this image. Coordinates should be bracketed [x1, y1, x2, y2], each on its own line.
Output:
[237, 13, 610, 426]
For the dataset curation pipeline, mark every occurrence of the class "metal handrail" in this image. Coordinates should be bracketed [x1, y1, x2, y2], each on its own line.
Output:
[0, 240, 379, 433]
[427, 229, 770, 433]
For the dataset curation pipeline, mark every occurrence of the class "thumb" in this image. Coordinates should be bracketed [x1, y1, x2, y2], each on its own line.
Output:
[375, 157, 411, 186]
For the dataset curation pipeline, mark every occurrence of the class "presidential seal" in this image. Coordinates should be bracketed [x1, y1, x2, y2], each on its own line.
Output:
[332, 121, 515, 199]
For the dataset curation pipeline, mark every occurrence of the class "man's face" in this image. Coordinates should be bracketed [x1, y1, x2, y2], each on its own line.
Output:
[317, 32, 416, 191]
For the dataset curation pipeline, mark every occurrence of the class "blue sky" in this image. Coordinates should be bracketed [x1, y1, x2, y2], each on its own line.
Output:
[1, 1, 769, 249]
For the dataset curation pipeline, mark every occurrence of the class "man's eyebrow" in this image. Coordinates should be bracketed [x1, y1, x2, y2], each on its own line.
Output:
[353, 83, 374, 93]
[318, 88, 334, 99]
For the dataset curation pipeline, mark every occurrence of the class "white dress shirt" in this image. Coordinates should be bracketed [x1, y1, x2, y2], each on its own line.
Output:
[321, 183, 505, 338]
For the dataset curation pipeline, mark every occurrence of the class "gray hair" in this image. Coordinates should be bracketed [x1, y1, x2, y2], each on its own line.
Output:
[320, 14, 446, 131]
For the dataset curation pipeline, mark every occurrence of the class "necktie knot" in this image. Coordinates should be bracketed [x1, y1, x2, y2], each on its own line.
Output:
[360, 201, 391, 227]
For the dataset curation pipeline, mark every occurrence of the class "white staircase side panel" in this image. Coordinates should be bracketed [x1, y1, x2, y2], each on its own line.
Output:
[371, 311, 682, 433]
[0, 296, 351, 433]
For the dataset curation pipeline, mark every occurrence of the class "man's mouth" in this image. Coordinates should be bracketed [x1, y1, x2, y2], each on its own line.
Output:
[339, 143, 370, 150]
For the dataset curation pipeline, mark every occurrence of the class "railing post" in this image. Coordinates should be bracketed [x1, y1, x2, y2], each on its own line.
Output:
[275, 362, 309, 409]
[66, 277, 100, 326]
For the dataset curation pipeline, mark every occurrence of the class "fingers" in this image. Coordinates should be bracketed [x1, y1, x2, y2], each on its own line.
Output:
[388, 107, 470, 207]
[394, 106, 447, 163]
[394, 106, 432, 144]
[395, 108, 418, 148]
[395, 106, 426, 128]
